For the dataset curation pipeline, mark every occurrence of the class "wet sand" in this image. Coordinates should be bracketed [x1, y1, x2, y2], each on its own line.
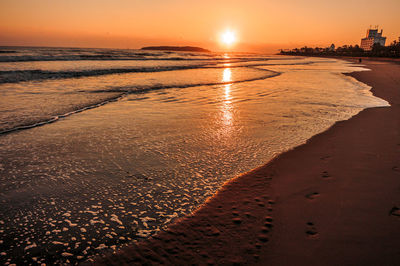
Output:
[94, 59, 400, 265]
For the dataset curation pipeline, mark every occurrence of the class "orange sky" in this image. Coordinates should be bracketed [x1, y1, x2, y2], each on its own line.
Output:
[0, 0, 399, 53]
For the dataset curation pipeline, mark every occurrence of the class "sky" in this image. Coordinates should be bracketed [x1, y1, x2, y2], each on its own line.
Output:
[0, 0, 399, 53]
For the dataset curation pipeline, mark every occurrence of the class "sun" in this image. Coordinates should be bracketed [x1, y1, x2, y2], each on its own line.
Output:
[220, 30, 236, 47]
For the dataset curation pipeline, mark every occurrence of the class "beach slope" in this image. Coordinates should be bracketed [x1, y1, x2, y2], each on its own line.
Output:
[94, 60, 400, 265]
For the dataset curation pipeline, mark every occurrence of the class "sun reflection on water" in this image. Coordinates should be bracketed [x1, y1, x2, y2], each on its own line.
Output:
[222, 68, 232, 83]
[222, 84, 233, 126]
[221, 68, 233, 127]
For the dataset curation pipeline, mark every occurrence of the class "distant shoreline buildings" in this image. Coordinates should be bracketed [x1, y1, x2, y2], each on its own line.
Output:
[279, 26, 399, 58]
[360, 27, 386, 51]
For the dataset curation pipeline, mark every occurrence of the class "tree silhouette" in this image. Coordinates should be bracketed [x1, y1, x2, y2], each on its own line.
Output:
[280, 38, 400, 58]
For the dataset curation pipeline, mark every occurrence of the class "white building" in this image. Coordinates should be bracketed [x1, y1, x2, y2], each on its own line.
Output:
[360, 27, 386, 51]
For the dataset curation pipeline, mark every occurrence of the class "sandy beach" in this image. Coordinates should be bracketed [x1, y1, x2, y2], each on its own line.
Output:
[94, 59, 400, 265]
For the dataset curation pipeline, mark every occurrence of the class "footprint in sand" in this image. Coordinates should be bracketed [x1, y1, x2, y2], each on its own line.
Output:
[306, 222, 319, 238]
[255, 217, 273, 249]
[265, 216, 273, 222]
[320, 155, 331, 161]
[389, 206, 400, 217]
[322, 171, 331, 178]
[258, 234, 269, 242]
[305, 192, 320, 200]
[392, 166, 399, 172]
[232, 217, 242, 224]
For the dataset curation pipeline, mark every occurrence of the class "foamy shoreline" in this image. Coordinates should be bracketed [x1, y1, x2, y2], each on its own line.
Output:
[94, 58, 400, 265]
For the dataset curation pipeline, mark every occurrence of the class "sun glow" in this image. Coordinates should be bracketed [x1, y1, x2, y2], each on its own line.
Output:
[220, 30, 237, 47]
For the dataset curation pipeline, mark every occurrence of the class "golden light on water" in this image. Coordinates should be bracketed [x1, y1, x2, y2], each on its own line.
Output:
[221, 68, 233, 127]
[222, 68, 232, 83]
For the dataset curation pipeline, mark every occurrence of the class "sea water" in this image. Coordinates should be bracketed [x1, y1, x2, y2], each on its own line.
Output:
[0, 46, 389, 264]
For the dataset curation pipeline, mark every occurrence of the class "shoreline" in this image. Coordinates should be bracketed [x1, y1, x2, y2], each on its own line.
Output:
[94, 59, 400, 265]
[279, 54, 400, 65]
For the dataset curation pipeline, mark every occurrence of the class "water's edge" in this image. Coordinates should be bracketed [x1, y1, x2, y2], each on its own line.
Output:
[91, 60, 390, 262]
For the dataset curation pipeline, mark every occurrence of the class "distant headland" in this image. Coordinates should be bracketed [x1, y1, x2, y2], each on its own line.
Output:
[140, 46, 210, 52]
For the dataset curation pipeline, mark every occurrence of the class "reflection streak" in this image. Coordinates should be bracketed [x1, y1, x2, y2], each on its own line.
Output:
[221, 68, 233, 127]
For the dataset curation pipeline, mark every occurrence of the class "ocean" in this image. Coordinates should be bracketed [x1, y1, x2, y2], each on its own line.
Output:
[0, 46, 389, 264]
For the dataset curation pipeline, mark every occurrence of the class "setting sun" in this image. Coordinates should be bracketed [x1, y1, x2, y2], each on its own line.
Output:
[220, 30, 237, 47]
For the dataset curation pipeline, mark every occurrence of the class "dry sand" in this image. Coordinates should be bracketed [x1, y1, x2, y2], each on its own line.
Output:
[94, 59, 400, 265]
